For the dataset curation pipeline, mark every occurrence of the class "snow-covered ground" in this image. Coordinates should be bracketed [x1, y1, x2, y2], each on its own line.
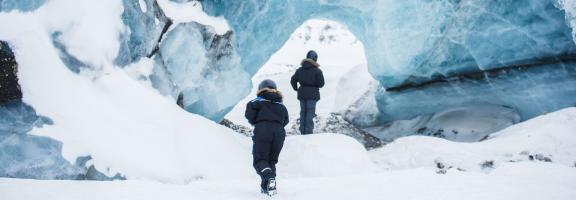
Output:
[1, 162, 575, 200]
[3, 107, 576, 199]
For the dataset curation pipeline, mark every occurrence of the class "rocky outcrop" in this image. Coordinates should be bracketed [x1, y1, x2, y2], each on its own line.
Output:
[0, 41, 22, 104]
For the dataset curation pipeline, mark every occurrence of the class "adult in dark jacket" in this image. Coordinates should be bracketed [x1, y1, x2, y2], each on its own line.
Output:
[245, 79, 289, 195]
[290, 50, 324, 134]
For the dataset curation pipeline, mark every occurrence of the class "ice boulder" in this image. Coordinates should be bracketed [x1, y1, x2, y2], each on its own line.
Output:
[152, 22, 251, 121]
[116, 0, 171, 66]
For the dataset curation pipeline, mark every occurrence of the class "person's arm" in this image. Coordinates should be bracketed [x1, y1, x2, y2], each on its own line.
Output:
[282, 105, 290, 127]
[244, 101, 259, 126]
[316, 69, 325, 88]
[290, 70, 299, 91]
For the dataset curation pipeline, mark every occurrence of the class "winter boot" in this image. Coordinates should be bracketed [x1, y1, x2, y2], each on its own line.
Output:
[266, 178, 277, 196]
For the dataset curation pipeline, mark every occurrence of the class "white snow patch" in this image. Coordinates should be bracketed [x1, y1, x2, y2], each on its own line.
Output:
[156, 0, 230, 35]
[279, 134, 377, 178]
[36, 0, 125, 69]
[370, 107, 576, 171]
[123, 57, 155, 89]
[1, 162, 575, 199]
[138, 0, 148, 13]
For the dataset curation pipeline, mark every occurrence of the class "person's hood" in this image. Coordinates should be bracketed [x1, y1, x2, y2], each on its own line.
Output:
[256, 88, 283, 102]
[301, 58, 320, 68]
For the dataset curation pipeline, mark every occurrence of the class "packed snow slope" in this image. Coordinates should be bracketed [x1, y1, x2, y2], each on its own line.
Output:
[203, 0, 576, 122]
[2, 108, 576, 199]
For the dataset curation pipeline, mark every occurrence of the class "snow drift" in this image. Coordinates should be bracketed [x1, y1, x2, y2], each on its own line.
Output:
[370, 107, 576, 172]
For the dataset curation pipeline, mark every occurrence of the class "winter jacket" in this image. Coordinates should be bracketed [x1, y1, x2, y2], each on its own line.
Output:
[245, 88, 289, 126]
[290, 59, 325, 100]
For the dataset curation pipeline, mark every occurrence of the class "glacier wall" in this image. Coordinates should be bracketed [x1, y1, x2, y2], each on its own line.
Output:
[203, 0, 576, 122]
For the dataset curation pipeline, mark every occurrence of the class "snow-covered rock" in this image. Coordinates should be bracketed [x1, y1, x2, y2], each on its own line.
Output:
[288, 113, 383, 149]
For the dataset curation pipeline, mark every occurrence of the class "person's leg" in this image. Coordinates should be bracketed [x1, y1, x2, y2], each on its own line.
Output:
[269, 128, 286, 178]
[299, 100, 307, 134]
[252, 125, 273, 191]
[304, 100, 317, 134]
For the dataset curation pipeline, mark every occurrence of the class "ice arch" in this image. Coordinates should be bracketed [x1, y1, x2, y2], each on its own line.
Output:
[203, 0, 576, 122]
[225, 19, 371, 126]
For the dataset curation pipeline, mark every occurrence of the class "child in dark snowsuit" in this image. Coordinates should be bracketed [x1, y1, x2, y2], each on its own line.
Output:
[290, 50, 324, 134]
[245, 79, 289, 195]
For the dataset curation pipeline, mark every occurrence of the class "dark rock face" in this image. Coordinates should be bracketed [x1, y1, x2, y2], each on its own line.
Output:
[219, 118, 253, 137]
[0, 41, 22, 104]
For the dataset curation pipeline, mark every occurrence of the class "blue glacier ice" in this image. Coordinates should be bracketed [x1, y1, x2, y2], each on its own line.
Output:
[0, 0, 46, 12]
[116, 0, 170, 66]
[0, 101, 126, 180]
[116, 0, 250, 121]
[152, 22, 251, 121]
[377, 62, 576, 121]
[202, 0, 576, 122]
[0, 100, 84, 179]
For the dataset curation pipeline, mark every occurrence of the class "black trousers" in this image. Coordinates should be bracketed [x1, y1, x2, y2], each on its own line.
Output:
[299, 100, 317, 134]
[252, 121, 286, 189]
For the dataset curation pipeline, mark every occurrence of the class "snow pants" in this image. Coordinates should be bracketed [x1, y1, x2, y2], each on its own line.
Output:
[252, 121, 286, 189]
[299, 100, 317, 134]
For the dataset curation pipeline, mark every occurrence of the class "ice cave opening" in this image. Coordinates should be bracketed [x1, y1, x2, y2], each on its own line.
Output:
[226, 19, 370, 125]
[223, 19, 386, 148]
